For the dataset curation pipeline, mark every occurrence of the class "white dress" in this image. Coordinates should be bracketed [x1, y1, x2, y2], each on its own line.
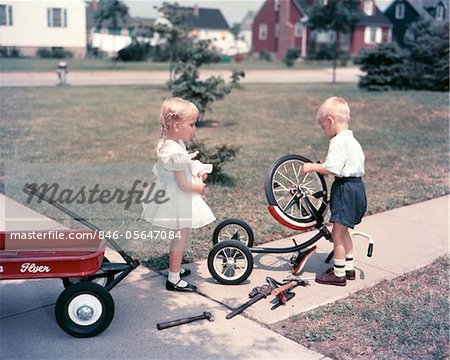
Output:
[141, 140, 216, 229]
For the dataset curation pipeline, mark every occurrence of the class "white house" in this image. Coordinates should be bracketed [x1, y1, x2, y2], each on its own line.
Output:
[0, 0, 87, 59]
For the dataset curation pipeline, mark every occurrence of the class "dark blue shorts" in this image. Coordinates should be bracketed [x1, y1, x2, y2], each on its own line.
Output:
[330, 177, 367, 229]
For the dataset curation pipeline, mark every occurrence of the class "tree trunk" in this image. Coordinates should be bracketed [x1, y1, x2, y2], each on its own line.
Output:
[332, 31, 339, 84]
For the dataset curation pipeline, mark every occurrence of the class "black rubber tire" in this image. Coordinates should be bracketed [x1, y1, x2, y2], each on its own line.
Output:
[264, 154, 328, 224]
[55, 282, 115, 338]
[212, 218, 254, 247]
[208, 240, 253, 285]
[62, 257, 114, 289]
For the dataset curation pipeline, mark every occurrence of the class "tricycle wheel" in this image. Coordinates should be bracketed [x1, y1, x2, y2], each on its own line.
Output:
[62, 257, 114, 289]
[212, 218, 254, 247]
[265, 154, 328, 227]
[55, 282, 114, 338]
[208, 240, 253, 285]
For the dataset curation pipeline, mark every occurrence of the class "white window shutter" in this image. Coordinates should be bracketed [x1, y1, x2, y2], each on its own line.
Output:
[364, 27, 370, 44]
[376, 27, 382, 43]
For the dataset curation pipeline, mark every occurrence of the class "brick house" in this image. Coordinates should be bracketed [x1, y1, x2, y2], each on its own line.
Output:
[384, 0, 449, 46]
[252, 0, 393, 59]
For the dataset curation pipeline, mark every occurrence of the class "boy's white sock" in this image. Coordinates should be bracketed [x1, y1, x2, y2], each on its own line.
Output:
[333, 258, 346, 277]
[345, 253, 354, 271]
[168, 271, 188, 287]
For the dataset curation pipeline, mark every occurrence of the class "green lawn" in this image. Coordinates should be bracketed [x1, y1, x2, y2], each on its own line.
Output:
[1, 83, 448, 267]
[0, 57, 339, 72]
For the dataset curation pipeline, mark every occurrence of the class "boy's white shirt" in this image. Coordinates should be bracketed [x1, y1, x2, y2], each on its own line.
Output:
[323, 130, 365, 177]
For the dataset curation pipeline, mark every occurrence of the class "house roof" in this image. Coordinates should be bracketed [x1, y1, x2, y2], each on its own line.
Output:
[360, 5, 393, 26]
[184, 7, 230, 30]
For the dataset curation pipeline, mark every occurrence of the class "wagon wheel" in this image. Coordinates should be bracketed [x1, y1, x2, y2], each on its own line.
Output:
[208, 240, 253, 285]
[55, 282, 115, 338]
[265, 154, 328, 226]
[62, 257, 114, 289]
[212, 218, 254, 247]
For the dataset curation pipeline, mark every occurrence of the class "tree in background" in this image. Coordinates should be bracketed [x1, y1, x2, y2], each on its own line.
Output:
[95, 0, 129, 60]
[151, 2, 193, 83]
[307, 0, 363, 83]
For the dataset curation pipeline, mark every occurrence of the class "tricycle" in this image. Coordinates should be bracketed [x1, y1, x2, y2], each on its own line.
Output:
[207, 154, 373, 285]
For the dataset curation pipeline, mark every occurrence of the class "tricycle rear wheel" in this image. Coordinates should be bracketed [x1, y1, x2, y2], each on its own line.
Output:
[208, 240, 253, 285]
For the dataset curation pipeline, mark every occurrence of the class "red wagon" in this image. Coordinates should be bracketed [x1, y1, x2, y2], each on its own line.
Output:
[0, 186, 140, 338]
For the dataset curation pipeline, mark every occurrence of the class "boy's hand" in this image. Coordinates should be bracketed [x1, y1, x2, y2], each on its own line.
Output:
[302, 163, 314, 173]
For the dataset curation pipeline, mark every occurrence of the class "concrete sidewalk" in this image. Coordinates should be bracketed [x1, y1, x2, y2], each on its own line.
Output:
[0, 68, 362, 87]
[1, 194, 448, 359]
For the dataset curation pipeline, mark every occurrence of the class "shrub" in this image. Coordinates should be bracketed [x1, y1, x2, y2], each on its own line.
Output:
[354, 43, 410, 90]
[284, 48, 301, 67]
[186, 139, 240, 184]
[37, 47, 73, 59]
[117, 42, 151, 61]
[355, 20, 449, 92]
[404, 20, 449, 91]
[0, 46, 21, 58]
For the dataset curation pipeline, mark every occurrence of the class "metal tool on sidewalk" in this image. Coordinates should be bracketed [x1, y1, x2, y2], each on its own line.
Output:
[157, 312, 215, 330]
[270, 278, 309, 310]
[226, 284, 273, 319]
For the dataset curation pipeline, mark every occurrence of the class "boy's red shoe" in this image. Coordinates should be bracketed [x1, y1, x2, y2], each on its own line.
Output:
[315, 271, 346, 286]
[325, 267, 356, 280]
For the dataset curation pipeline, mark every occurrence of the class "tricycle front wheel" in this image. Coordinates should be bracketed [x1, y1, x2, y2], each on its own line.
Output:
[212, 218, 254, 247]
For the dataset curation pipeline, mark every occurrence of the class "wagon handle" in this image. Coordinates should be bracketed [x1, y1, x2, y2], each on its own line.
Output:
[22, 184, 139, 268]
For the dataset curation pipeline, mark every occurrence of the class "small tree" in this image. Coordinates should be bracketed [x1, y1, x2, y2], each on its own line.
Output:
[308, 0, 363, 83]
[171, 40, 244, 123]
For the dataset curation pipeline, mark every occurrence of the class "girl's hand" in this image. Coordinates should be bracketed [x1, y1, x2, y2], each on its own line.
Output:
[201, 173, 208, 181]
[198, 182, 206, 195]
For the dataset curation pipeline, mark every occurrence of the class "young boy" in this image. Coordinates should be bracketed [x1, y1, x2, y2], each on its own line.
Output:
[303, 97, 367, 286]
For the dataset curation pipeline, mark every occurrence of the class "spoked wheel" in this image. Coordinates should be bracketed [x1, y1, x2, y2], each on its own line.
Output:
[62, 257, 114, 289]
[265, 154, 328, 227]
[212, 218, 254, 247]
[208, 240, 253, 285]
[55, 282, 115, 338]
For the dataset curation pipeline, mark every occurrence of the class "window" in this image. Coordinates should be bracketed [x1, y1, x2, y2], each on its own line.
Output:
[363, 0, 373, 16]
[275, 23, 279, 38]
[294, 22, 302, 38]
[364, 27, 382, 44]
[47, 8, 67, 27]
[395, 4, 405, 19]
[274, 0, 280, 11]
[436, 4, 445, 21]
[0, 4, 13, 26]
[259, 23, 268, 40]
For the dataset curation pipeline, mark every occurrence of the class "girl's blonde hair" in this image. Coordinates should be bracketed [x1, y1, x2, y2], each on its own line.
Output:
[155, 97, 199, 153]
[316, 96, 350, 124]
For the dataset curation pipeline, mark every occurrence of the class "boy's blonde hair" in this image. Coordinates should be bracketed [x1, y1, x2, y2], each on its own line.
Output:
[156, 97, 199, 152]
[316, 96, 350, 124]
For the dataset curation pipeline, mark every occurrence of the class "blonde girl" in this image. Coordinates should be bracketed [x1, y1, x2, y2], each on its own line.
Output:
[142, 97, 215, 292]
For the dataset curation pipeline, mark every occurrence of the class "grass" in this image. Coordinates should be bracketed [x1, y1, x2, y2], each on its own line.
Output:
[1, 83, 448, 268]
[0, 57, 340, 72]
[270, 256, 450, 359]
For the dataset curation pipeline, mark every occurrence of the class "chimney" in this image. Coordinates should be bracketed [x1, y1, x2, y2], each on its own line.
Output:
[277, 0, 294, 60]
[193, 3, 199, 17]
